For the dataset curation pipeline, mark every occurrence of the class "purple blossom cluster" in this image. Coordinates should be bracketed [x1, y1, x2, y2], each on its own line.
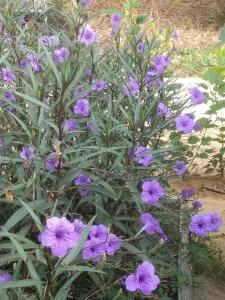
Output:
[1, 67, 16, 83]
[137, 42, 145, 53]
[173, 160, 187, 176]
[0, 139, 5, 154]
[180, 188, 195, 201]
[141, 180, 165, 206]
[5, 91, 16, 101]
[189, 212, 222, 238]
[145, 54, 170, 89]
[74, 98, 90, 117]
[0, 272, 12, 286]
[38, 216, 121, 260]
[157, 102, 171, 118]
[63, 118, 79, 133]
[92, 80, 107, 92]
[123, 77, 139, 96]
[45, 153, 60, 172]
[74, 172, 92, 196]
[78, 24, 96, 46]
[140, 212, 167, 241]
[111, 13, 122, 36]
[131, 146, 153, 167]
[20, 146, 35, 160]
[175, 114, 197, 133]
[53, 47, 69, 64]
[189, 86, 205, 105]
[83, 224, 121, 262]
[81, 0, 92, 5]
[26, 53, 41, 72]
[125, 261, 160, 296]
[39, 35, 60, 47]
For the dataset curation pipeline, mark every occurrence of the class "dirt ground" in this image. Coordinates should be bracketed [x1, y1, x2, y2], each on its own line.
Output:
[171, 175, 225, 299]
[91, 0, 223, 51]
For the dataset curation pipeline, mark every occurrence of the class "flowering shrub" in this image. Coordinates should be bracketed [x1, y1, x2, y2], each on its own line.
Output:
[0, 0, 222, 299]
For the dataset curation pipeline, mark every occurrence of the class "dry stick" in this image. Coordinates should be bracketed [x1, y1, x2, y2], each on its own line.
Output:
[178, 202, 192, 300]
[202, 186, 225, 194]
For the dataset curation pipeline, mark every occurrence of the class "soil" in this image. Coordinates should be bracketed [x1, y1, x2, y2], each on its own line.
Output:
[170, 175, 225, 299]
[91, 0, 223, 51]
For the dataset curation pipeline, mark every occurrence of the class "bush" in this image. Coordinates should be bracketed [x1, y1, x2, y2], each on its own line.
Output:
[0, 0, 222, 299]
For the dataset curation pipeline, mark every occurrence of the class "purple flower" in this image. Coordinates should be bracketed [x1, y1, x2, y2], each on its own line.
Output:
[137, 42, 145, 53]
[53, 47, 69, 64]
[0, 139, 5, 153]
[74, 98, 90, 117]
[63, 119, 79, 132]
[20, 146, 35, 160]
[173, 160, 187, 176]
[157, 102, 171, 117]
[192, 200, 202, 209]
[172, 31, 179, 41]
[123, 77, 139, 96]
[1, 67, 16, 83]
[39, 35, 60, 47]
[111, 13, 122, 36]
[74, 219, 86, 235]
[26, 53, 41, 72]
[106, 233, 121, 256]
[87, 121, 95, 132]
[180, 188, 195, 200]
[38, 217, 78, 257]
[175, 115, 195, 133]
[7, 107, 16, 114]
[0, 272, 12, 286]
[194, 122, 201, 132]
[140, 213, 163, 236]
[82, 238, 106, 262]
[189, 214, 209, 238]
[74, 172, 92, 186]
[125, 261, 160, 296]
[18, 16, 28, 26]
[132, 146, 153, 167]
[145, 71, 163, 89]
[151, 54, 171, 74]
[45, 153, 59, 172]
[19, 59, 27, 69]
[141, 180, 165, 206]
[73, 85, 89, 98]
[86, 69, 92, 79]
[206, 212, 222, 232]
[189, 87, 204, 105]
[89, 224, 107, 242]
[81, 0, 92, 5]
[0, 22, 4, 33]
[5, 91, 16, 101]
[79, 188, 89, 197]
[92, 80, 107, 92]
[78, 24, 96, 46]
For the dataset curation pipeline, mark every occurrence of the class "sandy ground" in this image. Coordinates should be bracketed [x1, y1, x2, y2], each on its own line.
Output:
[171, 175, 225, 299]
[90, 0, 220, 51]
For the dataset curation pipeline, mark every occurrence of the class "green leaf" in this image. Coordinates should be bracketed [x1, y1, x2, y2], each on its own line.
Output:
[43, 46, 62, 89]
[55, 265, 105, 277]
[0, 52, 9, 65]
[2, 231, 42, 296]
[54, 273, 81, 300]
[13, 90, 50, 110]
[0, 279, 37, 289]
[17, 198, 43, 231]
[136, 15, 148, 24]
[209, 100, 225, 113]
